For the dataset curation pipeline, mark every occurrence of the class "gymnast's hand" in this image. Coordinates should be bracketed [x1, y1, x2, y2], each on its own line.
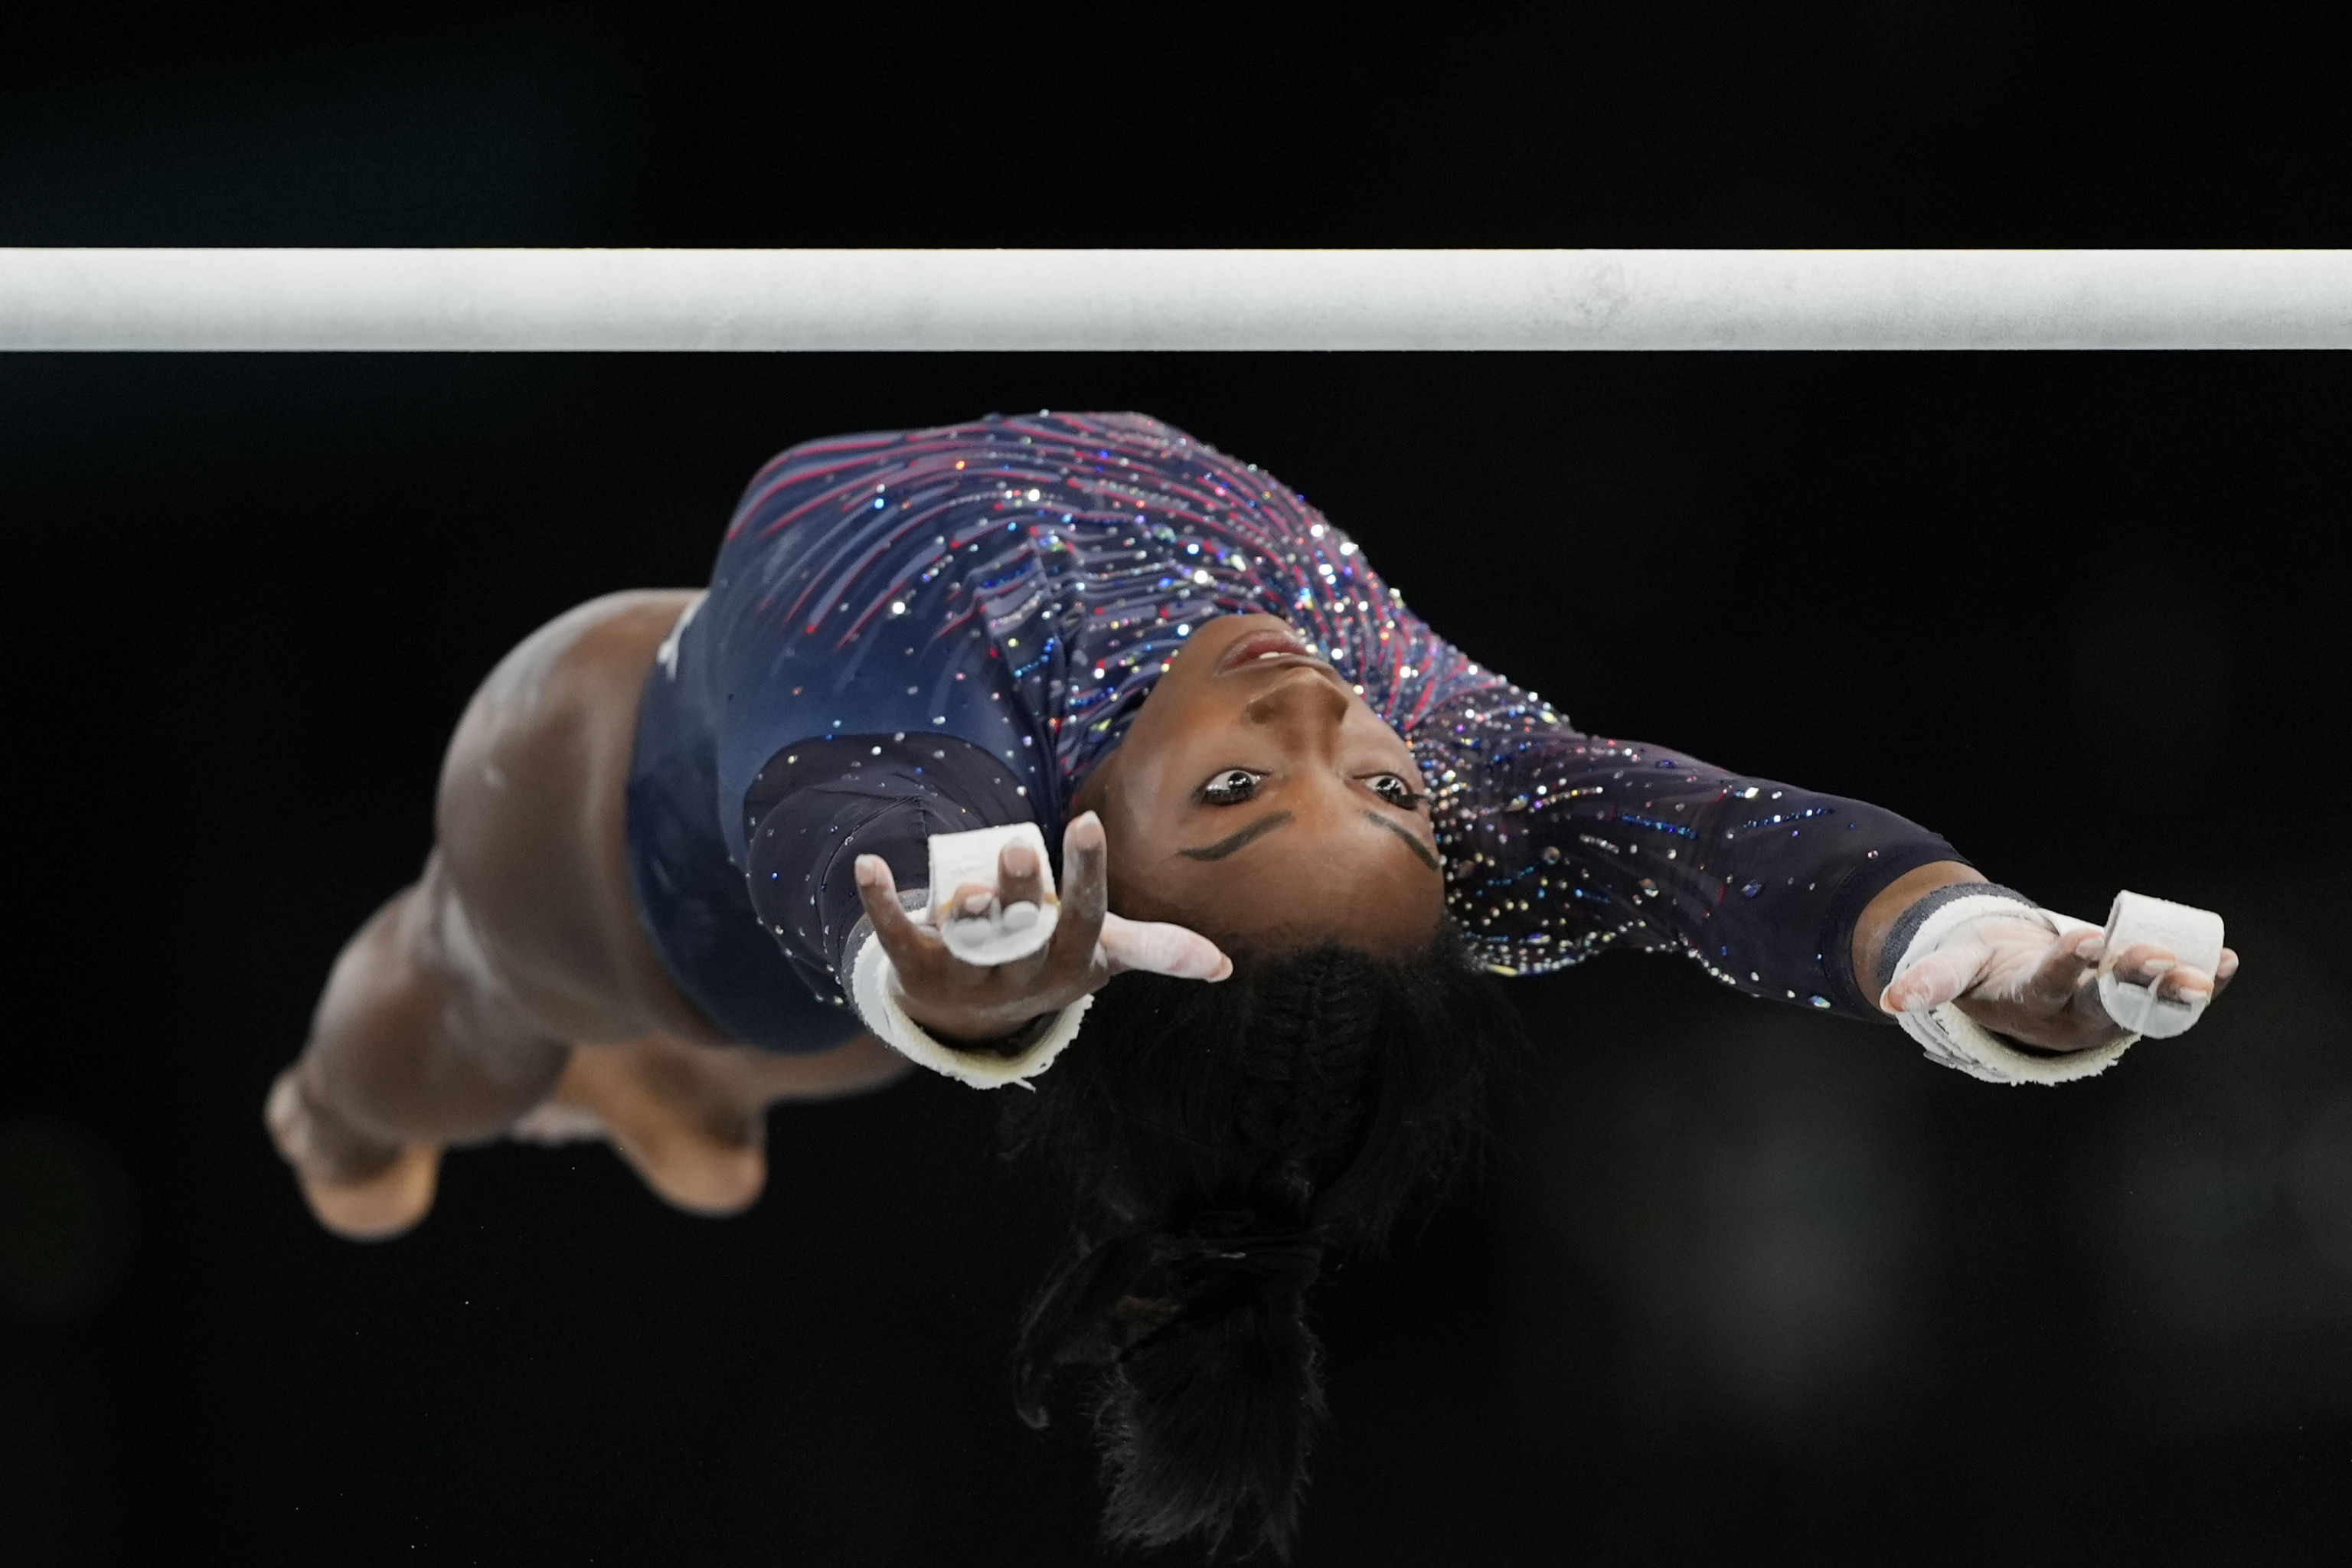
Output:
[851, 810, 1232, 1048]
[1880, 908, 2240, 1051]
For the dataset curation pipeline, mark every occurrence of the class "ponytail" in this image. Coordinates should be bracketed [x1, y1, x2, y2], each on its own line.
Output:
[1016, 1217, 1326, 1556]
[1002, 929, 1523, 1558]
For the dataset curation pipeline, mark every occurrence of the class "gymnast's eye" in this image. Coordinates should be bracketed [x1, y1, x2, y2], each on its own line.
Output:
[1367, 773, 1423, 809]
[1200, 768, 1264, 805]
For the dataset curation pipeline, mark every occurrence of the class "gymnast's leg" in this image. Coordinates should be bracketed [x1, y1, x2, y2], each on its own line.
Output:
[269, 919, 907, 1238]
[265, 856, 567, 1237]
[532, 1030, 908, 1214]
[266, 590, 906, 1240]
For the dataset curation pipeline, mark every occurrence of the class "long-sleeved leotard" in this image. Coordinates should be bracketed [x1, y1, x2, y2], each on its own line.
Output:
[623, 412, 1960, 1053]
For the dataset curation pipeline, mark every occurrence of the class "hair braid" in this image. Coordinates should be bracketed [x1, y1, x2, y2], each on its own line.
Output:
[1004, 924, 1525, 1558]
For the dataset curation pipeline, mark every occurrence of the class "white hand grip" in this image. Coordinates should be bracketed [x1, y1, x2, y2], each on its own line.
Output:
[927, 822, 1059, 965]
[2096, 890, 2225, 1040]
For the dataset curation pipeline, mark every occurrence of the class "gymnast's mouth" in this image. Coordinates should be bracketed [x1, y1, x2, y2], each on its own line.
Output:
[1214, 626, 1324, 676]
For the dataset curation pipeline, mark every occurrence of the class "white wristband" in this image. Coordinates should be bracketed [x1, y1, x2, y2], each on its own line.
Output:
[846, 920, 1093, 1089]
[1888, 893, 2138, 1085]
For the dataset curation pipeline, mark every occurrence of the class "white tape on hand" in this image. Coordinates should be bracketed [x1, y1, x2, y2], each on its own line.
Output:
[1887, 895, 2132, 1084]
[2096, 890, 2225, 1040]
[928, 822, 1060, 966]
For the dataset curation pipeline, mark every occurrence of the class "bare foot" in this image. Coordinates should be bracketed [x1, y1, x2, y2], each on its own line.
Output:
[543, 1031, 911, 1217]
[265, 1071, 441, 1240]
[266, 1031, 912, 1233]
[733, 1031, 911, 1102]
[546, 1036, 772, 1216]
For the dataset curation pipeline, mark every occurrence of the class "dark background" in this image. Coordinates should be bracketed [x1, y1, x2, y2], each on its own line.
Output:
[5, 5, 2351, 1563]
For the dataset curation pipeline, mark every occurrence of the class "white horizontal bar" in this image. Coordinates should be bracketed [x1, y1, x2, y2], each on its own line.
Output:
[3, 249, 2349, 351]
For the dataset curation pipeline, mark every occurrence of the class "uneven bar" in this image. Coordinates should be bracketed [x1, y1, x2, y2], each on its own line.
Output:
[3, 248, 2349, 351]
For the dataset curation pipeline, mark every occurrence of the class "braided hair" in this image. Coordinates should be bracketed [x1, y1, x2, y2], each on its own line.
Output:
[1002, 923, 1524, 1558]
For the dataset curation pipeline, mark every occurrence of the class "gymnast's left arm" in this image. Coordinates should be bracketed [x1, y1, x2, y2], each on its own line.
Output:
[1409, 686, 2236, 1070]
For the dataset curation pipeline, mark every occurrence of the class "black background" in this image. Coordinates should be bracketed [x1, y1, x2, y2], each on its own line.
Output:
[5, 5, 2352, 1563]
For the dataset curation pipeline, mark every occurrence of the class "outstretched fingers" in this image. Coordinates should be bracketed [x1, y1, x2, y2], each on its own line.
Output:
[1050, 811, 1111, 962]
[1887, 911, 2239, 1051]
[994, 838, 1047, 912]
[854, 854, 938, 973]
[2108, 939, 2220, 1008]
[861, 818, 1232, 1047]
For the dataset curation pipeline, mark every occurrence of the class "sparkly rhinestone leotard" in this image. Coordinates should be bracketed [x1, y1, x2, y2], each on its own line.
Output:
[623, 411, 1961, 1053]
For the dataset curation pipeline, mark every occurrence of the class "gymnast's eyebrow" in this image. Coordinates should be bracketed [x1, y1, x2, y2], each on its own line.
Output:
[1362, 811, 1442, 872]
[1178, 811, 1295, 861]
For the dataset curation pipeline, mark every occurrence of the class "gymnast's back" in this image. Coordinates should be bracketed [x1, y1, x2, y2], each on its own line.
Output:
[625, 410, 1949, 1057]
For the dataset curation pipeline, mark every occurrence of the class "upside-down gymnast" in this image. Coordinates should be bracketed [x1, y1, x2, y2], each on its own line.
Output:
[266, 410, 2236, 1557]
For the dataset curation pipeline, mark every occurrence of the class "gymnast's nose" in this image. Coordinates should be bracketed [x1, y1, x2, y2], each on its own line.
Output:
[1242, 666, 1352, 733]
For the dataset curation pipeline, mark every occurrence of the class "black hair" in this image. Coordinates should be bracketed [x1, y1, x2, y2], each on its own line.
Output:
[1002, 923, 1526, 1559]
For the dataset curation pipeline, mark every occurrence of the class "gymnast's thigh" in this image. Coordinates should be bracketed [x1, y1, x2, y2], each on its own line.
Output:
[432, 590, 734, 1048]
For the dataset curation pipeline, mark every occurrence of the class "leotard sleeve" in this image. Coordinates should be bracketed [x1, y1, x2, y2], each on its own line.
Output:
[739, 733, 1035, 1004]
[1406, 681, 1964, 1021]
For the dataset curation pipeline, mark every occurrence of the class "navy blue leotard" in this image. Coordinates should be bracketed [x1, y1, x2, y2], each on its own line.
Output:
[624, 412, 1962, 1053]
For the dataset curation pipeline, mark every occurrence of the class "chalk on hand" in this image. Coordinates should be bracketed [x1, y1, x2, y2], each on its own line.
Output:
[928, 822, 1060, 965]
[2096, 890, 2225, 1040]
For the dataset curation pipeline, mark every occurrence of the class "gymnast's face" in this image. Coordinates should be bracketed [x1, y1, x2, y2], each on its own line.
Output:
[1072, 613, 1446, 952]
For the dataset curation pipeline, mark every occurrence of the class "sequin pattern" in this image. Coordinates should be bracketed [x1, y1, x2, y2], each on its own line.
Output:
[1408, 688, 1950, 1009]
[698, 410, 1500, 864]
[675, 411, 1957, 1021]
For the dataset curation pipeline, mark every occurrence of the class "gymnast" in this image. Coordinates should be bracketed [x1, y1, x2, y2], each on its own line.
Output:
[266, 410, 2235, 1557]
